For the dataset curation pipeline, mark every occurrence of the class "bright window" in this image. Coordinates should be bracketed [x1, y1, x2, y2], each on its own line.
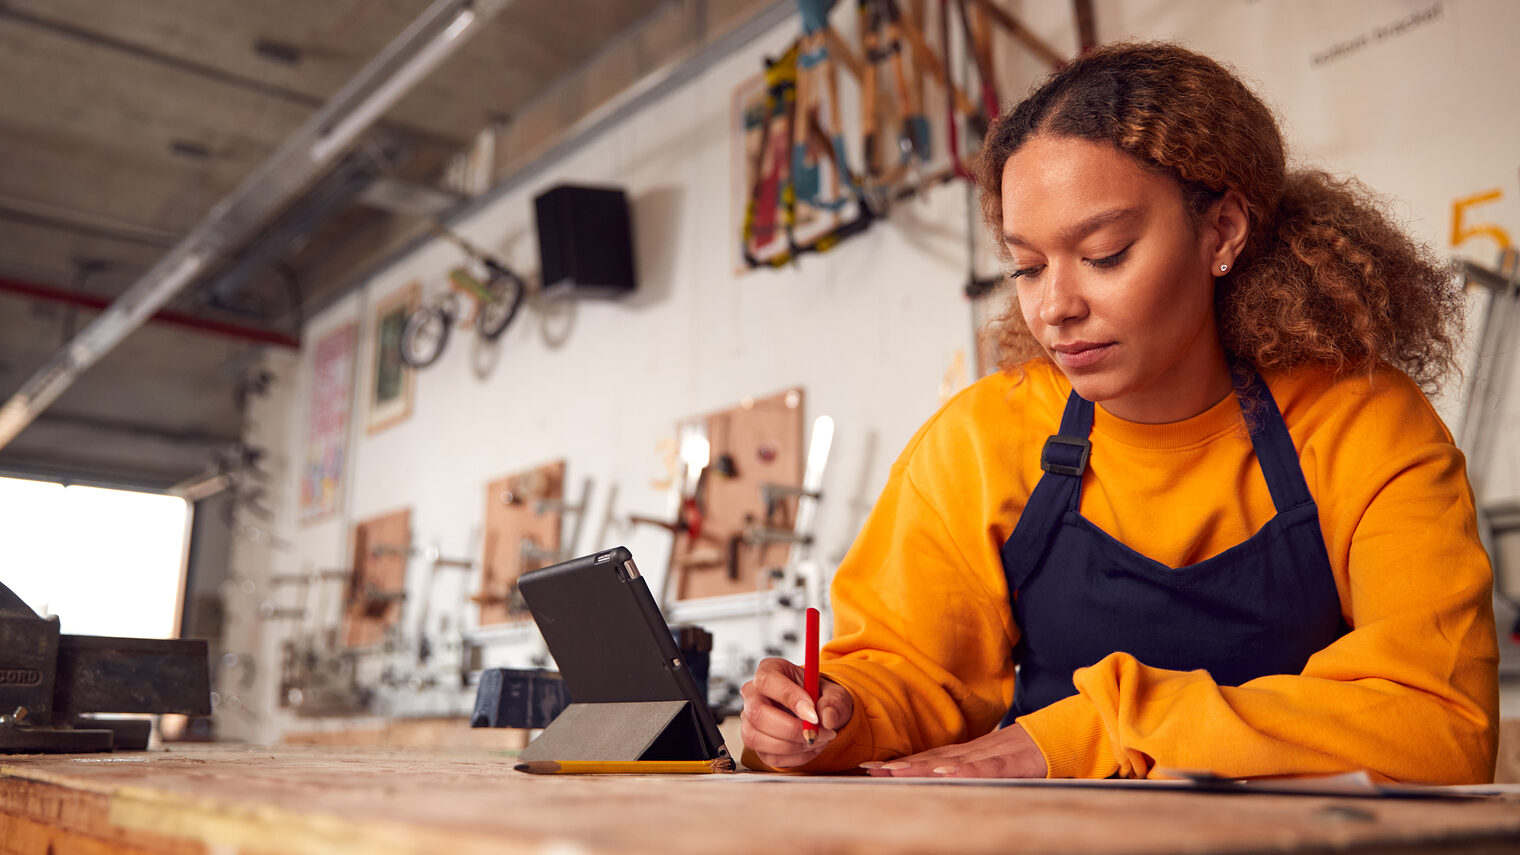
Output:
[0, 476, 189, 639]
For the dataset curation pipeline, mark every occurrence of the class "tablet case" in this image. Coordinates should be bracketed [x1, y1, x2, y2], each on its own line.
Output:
[515, 546, 729, 763]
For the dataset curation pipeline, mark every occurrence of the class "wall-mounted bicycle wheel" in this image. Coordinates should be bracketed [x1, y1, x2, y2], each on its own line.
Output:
[477, 264, 527, 341]
[400, 305, 451, 368]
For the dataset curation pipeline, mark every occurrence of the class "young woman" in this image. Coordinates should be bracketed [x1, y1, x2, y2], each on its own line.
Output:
[739, 42, 1498, 783]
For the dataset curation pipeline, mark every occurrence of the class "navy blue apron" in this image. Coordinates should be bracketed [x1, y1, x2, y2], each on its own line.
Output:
[999, 369, 1346, 726]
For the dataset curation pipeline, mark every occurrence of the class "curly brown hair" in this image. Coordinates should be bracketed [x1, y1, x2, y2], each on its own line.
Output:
[976, 42, 1462, 391]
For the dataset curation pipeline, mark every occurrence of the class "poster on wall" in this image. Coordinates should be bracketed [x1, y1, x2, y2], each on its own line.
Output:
[366, 283, 418, 434]
[299, 322, 358, 524]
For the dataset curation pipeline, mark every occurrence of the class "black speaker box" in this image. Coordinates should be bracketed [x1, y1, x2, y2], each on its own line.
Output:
[533, 184, 637, 298]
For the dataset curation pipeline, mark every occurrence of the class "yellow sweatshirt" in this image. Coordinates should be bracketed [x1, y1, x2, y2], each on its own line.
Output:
[789, 360, 1498, 783]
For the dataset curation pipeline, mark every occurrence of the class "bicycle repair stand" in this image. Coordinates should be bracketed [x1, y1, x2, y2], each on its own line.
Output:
[0, 580, 211, 752]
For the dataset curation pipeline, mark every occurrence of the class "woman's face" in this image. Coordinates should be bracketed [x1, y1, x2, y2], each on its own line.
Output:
[1001, 134, 1234, 423]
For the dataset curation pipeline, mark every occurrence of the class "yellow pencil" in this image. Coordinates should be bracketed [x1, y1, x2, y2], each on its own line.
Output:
[514, 758, 735, 775]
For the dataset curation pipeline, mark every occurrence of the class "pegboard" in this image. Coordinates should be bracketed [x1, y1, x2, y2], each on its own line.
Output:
[343, 508, 411, 648]
[476, 460, 565, 626]
[673, 388, 805, 600]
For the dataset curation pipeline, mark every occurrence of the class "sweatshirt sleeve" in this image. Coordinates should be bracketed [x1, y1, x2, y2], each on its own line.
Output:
[786, 443, 1021, 772]
[1017, 379, 1500, 784]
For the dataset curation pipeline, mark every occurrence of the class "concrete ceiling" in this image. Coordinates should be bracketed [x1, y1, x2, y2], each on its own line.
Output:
[0, 0, 707, 490]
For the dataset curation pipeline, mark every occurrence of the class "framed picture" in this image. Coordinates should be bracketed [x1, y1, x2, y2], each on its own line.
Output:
[300, 322, 357, 523]
[366, 282, 418, 434]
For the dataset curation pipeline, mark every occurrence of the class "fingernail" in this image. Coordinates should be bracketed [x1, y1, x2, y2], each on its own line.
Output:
[880, 761, 910, 770]
[859, 761, 884, 769]
[933, 766, 959, 775]
[795, 703, 819, 725]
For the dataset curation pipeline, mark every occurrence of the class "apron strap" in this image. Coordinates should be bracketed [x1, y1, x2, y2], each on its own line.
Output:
[1001, 392, 1093, 592]
[1046, 391, 1094, 511]
[1236, 368, 1314, 512]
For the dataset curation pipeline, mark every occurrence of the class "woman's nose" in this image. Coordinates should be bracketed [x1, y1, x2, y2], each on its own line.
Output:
[1036, 265, 1087, 327]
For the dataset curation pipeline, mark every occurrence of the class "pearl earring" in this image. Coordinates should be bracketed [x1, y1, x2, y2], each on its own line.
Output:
[1219, 264, 1229, 273]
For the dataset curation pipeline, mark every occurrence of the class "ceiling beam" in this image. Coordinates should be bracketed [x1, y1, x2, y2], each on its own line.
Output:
[0, 0, 511, 450]
[0, 6, 467, 154]
[0, 200, 178, 249]
[0, 6, 327, 109]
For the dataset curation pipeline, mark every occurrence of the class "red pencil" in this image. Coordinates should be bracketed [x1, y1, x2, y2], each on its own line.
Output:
[803, 607, 820, 746]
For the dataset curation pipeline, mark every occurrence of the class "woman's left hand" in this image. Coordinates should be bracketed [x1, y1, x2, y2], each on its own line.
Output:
[860, 723, 1048, 778]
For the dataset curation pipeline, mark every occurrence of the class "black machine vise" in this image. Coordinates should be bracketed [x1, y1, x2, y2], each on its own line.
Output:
[0, 580, 211, 753]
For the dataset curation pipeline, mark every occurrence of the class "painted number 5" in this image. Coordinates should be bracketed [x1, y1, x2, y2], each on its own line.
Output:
[1451, 188, 1513, 250]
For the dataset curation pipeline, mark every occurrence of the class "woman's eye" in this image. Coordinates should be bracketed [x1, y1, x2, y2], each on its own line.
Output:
[1008, 265, 1044, 281]
[1086, 245, 1131, 269]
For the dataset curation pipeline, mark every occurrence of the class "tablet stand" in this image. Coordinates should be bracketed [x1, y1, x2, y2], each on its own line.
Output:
[518, 699, 711, 762]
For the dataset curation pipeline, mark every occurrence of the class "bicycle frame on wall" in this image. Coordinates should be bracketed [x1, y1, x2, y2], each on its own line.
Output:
[397, 225, 528, 369]
[733, 0, 1071, 270]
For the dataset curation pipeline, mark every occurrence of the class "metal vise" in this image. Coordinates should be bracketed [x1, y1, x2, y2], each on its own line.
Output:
[0, 580, 211, 753]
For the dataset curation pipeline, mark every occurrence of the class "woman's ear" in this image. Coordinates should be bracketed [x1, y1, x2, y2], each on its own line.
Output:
[1205, 190, 1251, 274]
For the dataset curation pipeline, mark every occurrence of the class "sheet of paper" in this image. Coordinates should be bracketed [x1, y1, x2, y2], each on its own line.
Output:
[695, 770, 1509, 799]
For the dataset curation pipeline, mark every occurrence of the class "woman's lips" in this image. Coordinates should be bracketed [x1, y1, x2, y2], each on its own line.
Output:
[1051, 342, 1114, 369]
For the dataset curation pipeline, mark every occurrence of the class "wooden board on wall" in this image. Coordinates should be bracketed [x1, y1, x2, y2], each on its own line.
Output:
[343, 508, 411, 648]
[674, 389, 804, 600]
[477, 460, 565, 626]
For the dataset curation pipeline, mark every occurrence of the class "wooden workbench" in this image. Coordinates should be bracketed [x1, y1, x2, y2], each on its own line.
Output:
[1, 746, 1517, 855]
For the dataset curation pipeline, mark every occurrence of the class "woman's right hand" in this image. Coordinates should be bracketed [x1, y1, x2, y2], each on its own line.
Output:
[739, 656, 855, 769]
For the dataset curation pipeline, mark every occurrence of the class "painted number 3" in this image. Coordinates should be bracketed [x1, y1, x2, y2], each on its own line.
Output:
[1450, 188, 1513, 250]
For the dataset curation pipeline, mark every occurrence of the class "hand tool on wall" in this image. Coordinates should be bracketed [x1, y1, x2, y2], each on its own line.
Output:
[279, 639, 372, 718]
[516, 476, 592, 571]
[734, 415, 834, 576]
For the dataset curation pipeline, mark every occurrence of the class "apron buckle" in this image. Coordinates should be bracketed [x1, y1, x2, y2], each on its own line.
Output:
[1040, 435, 1091, 477]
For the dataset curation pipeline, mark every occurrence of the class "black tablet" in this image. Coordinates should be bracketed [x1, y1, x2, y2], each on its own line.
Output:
[517, 546, 729, 762]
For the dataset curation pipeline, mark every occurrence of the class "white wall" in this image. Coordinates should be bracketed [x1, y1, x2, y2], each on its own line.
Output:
[224, 0, 1520, 742]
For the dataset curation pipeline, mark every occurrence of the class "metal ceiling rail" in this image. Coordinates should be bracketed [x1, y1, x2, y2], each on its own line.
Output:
[0, 194, 180, 248]
[0, 0, 510, 450]
[0, 275, 300, 349]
